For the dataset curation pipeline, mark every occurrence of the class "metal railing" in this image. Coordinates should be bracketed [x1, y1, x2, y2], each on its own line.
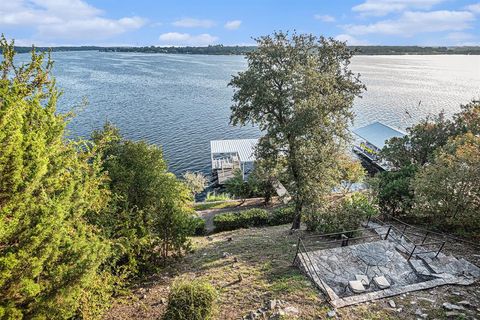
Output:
[293, 237, 331, 301]
[368, 216, 446, 260]
[292, 225, 387, 301]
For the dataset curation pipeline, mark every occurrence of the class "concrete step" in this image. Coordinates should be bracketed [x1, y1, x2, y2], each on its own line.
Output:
[409, 259, 433, 277]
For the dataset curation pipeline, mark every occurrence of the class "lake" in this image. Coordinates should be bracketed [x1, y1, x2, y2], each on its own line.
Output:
[16, 52, 480, 175]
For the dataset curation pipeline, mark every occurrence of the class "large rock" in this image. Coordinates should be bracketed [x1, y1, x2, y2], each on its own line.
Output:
[442, 302, 464, 311]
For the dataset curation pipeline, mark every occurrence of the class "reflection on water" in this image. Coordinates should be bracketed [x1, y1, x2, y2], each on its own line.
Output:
[15, 52, 480, 174]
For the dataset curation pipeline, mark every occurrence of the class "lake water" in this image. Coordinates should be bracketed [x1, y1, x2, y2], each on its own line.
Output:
[16, 52, 480, 175]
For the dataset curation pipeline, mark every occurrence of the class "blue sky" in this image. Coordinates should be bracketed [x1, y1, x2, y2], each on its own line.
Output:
[2, 0, 480, 46]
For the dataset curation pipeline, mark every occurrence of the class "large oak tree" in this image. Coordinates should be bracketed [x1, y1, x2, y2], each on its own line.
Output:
[229, 32, 364, 229]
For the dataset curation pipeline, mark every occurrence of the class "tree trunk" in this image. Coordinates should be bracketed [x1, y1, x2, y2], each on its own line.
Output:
[291, 198, 302, 229]
[289, 139, 303, 230]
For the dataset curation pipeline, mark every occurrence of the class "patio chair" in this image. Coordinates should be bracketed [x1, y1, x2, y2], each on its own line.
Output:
[373, 276, 391, 289]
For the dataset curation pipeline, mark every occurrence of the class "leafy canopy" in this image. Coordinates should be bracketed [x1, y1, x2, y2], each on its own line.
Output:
[0, 36, 111, 319]
[412, 133, 480, 234]
[91, 123, 196, 276]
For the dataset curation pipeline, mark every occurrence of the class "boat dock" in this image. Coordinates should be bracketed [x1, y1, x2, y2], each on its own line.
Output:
[210, 139, 258, 185]
[352, 121, 406, 171]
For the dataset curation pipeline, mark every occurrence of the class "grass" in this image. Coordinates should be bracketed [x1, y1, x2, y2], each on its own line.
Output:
[205, 192, 232, 202]
[193, 201, 240, 211]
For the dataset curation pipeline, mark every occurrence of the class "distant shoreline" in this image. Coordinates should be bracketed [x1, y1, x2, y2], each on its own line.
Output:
[12, 45, 480, 55]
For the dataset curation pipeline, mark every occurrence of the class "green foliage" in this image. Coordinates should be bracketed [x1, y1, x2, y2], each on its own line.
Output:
[382, 112, 455, 168]
[205, 192, 231, 202]
[338, 155, 366, 194]
[225, 169, 250, 200]
[247, 160, 277, 205]
[90, 123, 196, 276]
[182, 171, 207, 197]
[378, 99, 480, 236]
[0, 36, 111, 319]
[382, 101, 480, 169]
[213, 207, 295, 232]
[371, 165, 418, 216]
[268, 206, 296, 226]
[164, 280, 217, 320]
[192, 217, 207, 236]
[213, 209, 270, 232]
[229, 31, 365, 229]
[412, 133, 480, 234]
[305, 193, 379, 236]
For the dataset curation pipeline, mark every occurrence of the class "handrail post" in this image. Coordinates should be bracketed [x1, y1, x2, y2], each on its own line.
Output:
[341, 234, 349, 247]
[292, 237, 301, 265]
[421, 232, 429, 245]
[384, 226, 392, 240]
[435, 241, 446, 258]
[408, 245, 417, 261]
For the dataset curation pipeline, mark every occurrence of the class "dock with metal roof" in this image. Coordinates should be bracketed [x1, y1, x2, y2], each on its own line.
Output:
[210, 139, 258, 185]
[352, 121, 406, 171]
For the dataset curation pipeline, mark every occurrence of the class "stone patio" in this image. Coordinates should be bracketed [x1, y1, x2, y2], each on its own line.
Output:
[295, 224, 480, 308]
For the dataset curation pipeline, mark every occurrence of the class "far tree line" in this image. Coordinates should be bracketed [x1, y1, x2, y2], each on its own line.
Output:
[9, 44, 480, 55]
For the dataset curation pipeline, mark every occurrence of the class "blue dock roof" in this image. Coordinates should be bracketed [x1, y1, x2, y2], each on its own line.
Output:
[353, 121, 406, 149]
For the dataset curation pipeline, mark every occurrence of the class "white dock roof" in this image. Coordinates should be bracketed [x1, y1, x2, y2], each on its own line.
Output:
[210, 139, 258, 163]
[353, 121, 406, 149]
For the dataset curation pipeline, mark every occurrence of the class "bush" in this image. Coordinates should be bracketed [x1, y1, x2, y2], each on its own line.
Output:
[213, 208, 269, 232]
[164, 280, 217, 320]
[192, 217, 207, 236]
[213, 207, 295, 232]
[268, 206, 295, 226]
[305, 193, 379, 237]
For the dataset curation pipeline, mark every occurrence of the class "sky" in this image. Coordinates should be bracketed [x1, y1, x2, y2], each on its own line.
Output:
[2, 0, 480, 47]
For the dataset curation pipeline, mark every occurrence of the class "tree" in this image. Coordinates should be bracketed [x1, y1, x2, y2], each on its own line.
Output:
[382, 112, 455, 168]
[91, 124, 196, 274]
[382, 100, 480, 169]
[453, 99, 480, 136]
[0, 37, 111, 318]
[229, 32, 365, 229]
[247, 159, 278, 205]
[412, 133, 480, 233]
[371, 164, 418, 217]
[225, 169, 250, 202]
[182, 171, 207, 197]
[337, 155, 366, 194]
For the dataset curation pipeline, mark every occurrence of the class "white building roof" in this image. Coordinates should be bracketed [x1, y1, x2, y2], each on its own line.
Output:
[210, 139, 258, 163]
[353, 121, 406, 149]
